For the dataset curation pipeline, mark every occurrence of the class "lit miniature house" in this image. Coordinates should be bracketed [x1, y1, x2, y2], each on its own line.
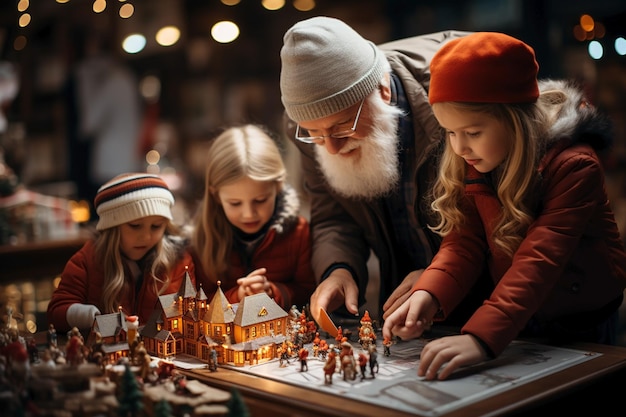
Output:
[224, 292, 289, 366]
[139, 269, 291, 367]
[87, 308, 131, 363]
[141, 269, 208, 359]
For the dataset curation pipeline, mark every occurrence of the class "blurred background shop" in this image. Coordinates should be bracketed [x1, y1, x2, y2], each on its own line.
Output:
[0, 0, 625, 341]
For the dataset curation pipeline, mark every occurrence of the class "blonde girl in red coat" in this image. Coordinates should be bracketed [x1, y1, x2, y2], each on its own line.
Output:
[383, 32, 626, 380]
[47, 173, 195, 332]
[189, 124, 315, 310]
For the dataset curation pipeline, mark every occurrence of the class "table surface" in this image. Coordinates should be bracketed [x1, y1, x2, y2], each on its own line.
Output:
[179, 341, 626, 417]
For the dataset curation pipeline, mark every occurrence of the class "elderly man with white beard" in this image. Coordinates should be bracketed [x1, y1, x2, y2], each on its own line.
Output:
[280, 17, 478, 327]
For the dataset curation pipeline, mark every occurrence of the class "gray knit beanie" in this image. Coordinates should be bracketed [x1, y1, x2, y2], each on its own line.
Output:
[94, 173, 174, 231]
[280, 16, 387, 123]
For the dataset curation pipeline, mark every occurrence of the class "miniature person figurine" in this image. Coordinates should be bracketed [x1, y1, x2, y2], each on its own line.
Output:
[335, 326, 343, 344]
[208, 344, 218, 372]
[136, 341, 152, 381]
[47, 323, 58, 348]
[383, 336, 392, 357]
[323, 350, 337, 385]
[368, 344, 379, 377]
[298, 346, 309, 372]
[89, 331, 105, 367]
[39, 349, 56, 368]
[339, 341, 357, 381]
[358, 310, 376, 349]
[126, 315, 139, 346]
[4, 332, 30, 391]
[318, 339, 329, 360]
[358, 350, 368, 380]
[312, 332, 321, 357]
[65, 331, 85, 366]
[27, 338, 39, 364]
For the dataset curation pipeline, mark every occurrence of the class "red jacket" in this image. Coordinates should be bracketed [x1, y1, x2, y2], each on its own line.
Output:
[192, 187, 315, 311]
[47, 238, 195, 332]
[413, 80, 626, 356]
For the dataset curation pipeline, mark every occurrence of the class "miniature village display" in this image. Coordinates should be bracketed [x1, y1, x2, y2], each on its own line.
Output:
[0, 264, 386, 417]
[2, 261, 607, 417]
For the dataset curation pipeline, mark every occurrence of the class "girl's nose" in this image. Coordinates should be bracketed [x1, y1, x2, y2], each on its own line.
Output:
[242, 204, 256, 218]
[450, 136, 469, 156]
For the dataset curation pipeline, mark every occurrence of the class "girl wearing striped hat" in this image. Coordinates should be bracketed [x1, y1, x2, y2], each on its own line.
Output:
[47, 172, 195, 332]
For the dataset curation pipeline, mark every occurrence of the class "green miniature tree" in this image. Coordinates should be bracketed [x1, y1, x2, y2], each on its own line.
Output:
[117, 364, 144, 417]
[226, 388, 250, 417]
[153, 398, 172, 417]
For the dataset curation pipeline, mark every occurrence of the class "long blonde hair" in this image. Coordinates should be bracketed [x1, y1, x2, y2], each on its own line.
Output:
[191, 124, 286, 282]
[94, 222, 183, 313]
[429, 100, 550, 257]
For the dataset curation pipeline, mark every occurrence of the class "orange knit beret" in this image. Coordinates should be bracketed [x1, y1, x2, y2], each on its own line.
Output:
[429, 32, 539, 104]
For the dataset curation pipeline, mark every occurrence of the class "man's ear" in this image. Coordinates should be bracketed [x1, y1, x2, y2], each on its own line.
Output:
[380, 72, 392, 104]
[276, 181, 284, 193]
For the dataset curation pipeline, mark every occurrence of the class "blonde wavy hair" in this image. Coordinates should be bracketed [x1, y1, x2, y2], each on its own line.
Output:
[429, 95, 558, 257]
[93, 222, 183, 314]
[191, 124, 286, 283]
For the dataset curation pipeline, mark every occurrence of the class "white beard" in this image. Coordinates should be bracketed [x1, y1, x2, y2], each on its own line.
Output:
[315, 97, 403, 200]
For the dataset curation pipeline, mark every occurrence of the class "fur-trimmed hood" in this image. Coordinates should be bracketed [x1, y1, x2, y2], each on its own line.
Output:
[269, 184, 301, 234]
[540, 79, 613, 151]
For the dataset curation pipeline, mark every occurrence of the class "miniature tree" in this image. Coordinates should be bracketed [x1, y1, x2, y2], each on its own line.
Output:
[153, 399, 172, 417]
[226, 388, 250, 417]
[118, 364, 144, 417]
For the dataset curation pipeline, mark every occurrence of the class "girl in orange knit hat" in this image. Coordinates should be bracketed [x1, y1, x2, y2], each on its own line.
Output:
[383, 32, 626, 380]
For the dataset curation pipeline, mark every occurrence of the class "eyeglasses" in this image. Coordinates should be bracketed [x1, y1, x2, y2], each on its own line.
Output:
[295, 99, 365, 144]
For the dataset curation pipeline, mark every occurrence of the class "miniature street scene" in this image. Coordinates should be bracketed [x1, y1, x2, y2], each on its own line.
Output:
[198, 318, 602, 417]
[0, 270, 606, 417]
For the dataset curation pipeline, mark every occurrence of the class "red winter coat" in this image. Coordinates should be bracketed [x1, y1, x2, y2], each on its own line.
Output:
[191, 186, 315, 311]
[47, 237, 195, 332]
[413, 80, 626, 357]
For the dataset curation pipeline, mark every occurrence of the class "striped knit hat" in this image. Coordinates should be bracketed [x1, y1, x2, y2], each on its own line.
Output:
[94, 173, 174, 231]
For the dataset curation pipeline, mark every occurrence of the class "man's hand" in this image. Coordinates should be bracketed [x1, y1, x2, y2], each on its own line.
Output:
[309, 268, 359, 325]
[382, 269, 424, 320]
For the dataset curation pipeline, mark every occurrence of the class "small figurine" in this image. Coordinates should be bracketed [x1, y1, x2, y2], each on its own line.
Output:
[368, 344, 379, 377]
[318, 339, 329, 360]
[312, 332, 321, 357]
[323, 350, 337, 385]
[65, 332, 85, 366]
[298, 346, 309, 372]
[208, 344, 218, 372]
[27, 337, 39, 364]
[39, 349, 56, 368]
[278, 341, 292, 367]
[47, 323, 58, 348]
[136, 342, 152, 380]
[358, 351, 368, 380]
[335, 326, 344, 344]
[339, 341, 357, 381]
[4, 330, 30, 389]
[383, 336, 392, 357]
[358, 310, 376, 349]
